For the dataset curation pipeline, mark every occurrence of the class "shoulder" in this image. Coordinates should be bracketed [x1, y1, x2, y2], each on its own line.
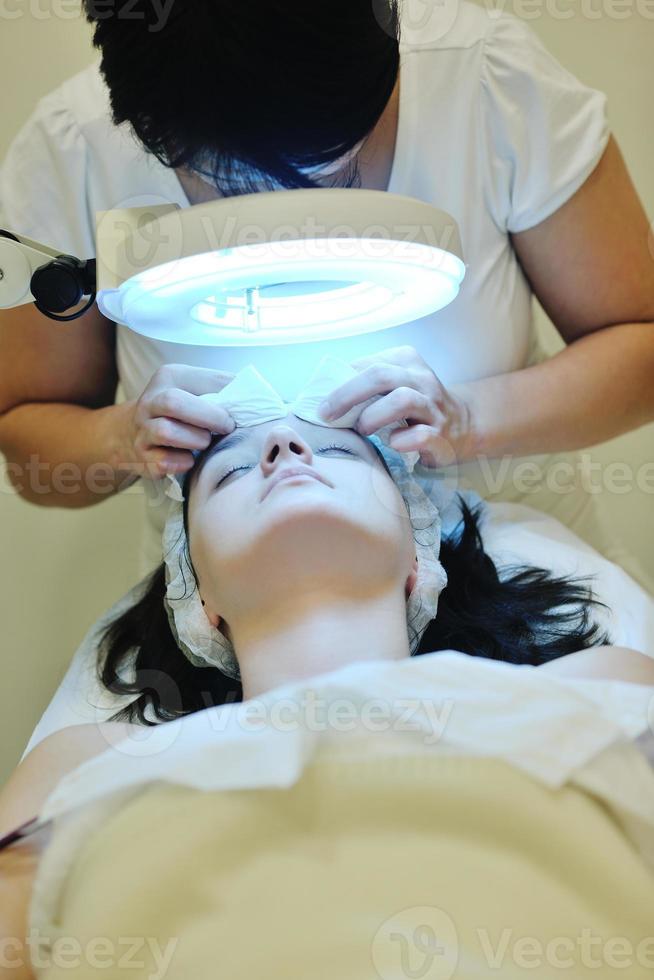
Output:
[539, 647, 654, 684]
[2, 58, 121, 170]
[0, 62, 109, 250]
[398, 0, 544, 100]
[0, 723, 143, 839]
[398, 0, 519, 53]
[26, 721, 143, 764]
[21, 58, 112, 143]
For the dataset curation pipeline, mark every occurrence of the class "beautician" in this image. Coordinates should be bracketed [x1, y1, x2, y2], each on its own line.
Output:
[0, 0, 653, 579]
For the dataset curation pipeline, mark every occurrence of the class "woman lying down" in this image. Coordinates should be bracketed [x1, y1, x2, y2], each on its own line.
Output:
[2, 396, 654, 979]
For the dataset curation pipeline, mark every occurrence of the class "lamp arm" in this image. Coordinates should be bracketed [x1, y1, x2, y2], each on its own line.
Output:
[0, 229, 97, 321]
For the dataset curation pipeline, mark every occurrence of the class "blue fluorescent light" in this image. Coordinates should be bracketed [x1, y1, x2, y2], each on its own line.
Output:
[98, 237, 466, 347]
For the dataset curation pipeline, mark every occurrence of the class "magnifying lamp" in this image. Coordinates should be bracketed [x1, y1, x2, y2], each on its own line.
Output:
[0, 189, 466, 346]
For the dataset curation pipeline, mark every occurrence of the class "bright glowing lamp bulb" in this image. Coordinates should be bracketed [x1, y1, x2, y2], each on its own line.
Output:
[96, 189, 466, 347]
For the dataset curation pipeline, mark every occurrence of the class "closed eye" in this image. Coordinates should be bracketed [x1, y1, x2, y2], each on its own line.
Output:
[214, 443, 358, 488]
[214, 464, 252, 487]
[318, 442, 358, 457]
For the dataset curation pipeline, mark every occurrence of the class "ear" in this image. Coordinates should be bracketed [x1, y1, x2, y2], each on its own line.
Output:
[405, 555, 419, 600]
[200, 596, 222, 629]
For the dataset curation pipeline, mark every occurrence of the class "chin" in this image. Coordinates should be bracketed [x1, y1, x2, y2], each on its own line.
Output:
[256, 503, 399, 563]
[261, 491, 368, 527]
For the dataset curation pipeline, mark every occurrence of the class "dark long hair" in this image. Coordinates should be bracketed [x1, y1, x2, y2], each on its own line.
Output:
[82, 0, 401, 194]
[97, 497, 610, 726]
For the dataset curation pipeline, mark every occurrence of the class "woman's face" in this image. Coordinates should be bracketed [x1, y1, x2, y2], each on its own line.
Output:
[186, 414, 417, 631]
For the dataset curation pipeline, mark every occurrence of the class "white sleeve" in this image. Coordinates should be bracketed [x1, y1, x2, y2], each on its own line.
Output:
[479, 13, 611, 234]
[0, 87, 96, 259]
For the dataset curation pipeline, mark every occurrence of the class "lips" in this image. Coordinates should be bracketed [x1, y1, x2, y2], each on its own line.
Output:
[261, 466, 330, 501]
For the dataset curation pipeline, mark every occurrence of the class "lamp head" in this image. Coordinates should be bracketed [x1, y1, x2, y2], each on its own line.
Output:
[95, 189, 466, 347]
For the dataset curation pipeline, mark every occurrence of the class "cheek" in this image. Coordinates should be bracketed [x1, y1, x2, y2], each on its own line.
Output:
[189, 489, 257, 574]
[367, 467, 410, 524]
[366, 471, 415, 553]
[187, 501, 232, 585]
[189, 495, 233, 539]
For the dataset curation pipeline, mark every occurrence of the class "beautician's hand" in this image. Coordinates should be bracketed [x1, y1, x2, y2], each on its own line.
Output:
[119, 364, 236, 479]
[319, 345, 472, 468]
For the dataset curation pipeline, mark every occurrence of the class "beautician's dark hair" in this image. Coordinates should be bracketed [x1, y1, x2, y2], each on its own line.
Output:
[97, 478, 610, 725]
[81, 0, 401, 194]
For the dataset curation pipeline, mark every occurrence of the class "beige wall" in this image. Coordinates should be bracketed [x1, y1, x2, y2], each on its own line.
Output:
[1, 0, 652, 783]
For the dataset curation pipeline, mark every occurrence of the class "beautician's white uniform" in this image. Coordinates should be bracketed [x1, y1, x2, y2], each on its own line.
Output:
[0, 1, 625, 577]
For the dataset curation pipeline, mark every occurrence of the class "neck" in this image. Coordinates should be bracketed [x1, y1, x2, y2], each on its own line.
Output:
[230, 586, 411, 701]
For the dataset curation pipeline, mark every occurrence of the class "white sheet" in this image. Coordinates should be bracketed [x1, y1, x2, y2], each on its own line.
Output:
[27, 648, 654, 949]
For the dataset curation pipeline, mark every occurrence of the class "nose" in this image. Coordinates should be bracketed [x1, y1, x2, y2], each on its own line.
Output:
[260, 425, 314, 474]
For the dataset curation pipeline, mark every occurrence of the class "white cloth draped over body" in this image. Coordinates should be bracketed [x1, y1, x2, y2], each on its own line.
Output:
[1, 0, 639, 584]
[27, 650, 654, 955]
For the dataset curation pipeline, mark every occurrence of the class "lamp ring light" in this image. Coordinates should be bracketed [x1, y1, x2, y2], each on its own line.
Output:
[0, 190, 466, 344]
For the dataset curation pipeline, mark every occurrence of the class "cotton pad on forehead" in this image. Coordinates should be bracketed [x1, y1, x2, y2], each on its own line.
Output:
[196, 354, 376, 430]
[164, 353, 420, 503]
